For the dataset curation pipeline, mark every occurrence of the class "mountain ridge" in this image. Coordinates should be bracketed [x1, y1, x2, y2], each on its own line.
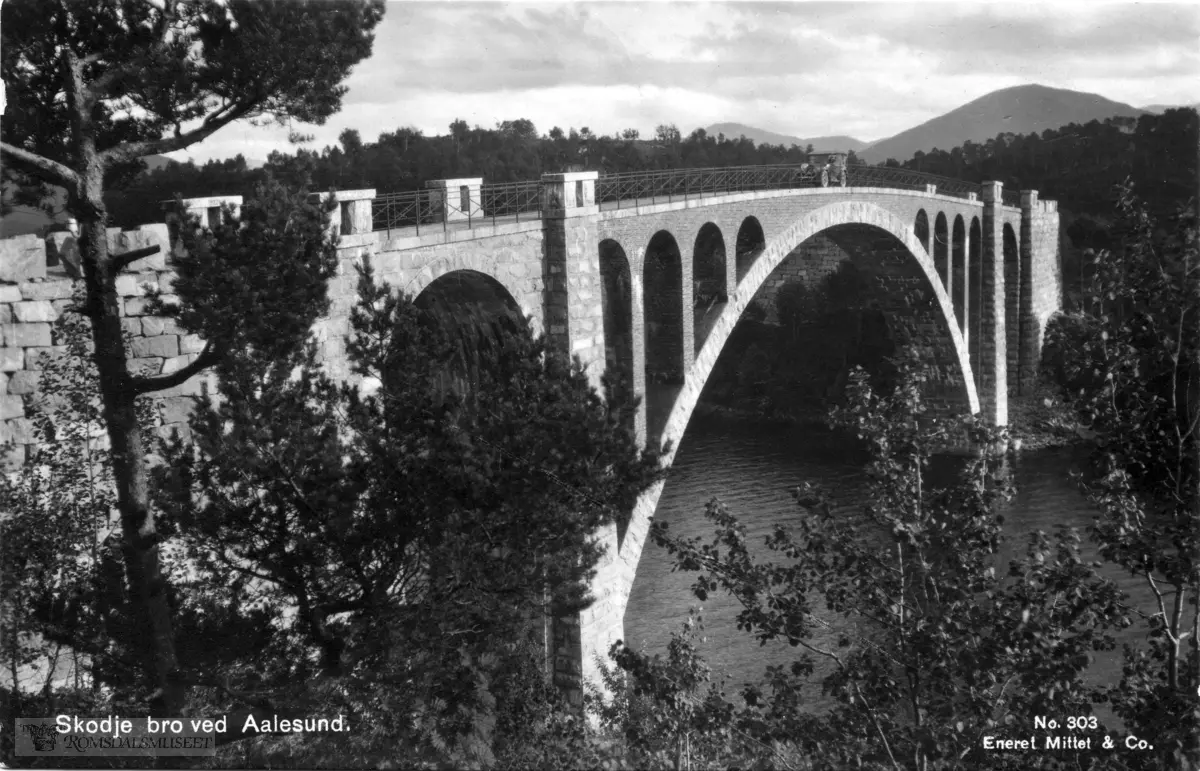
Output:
[703, 123, 868, 152]
[858, 84, 1146, 163]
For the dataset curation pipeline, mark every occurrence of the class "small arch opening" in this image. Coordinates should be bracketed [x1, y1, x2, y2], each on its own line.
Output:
[914, 209, 930, 254]
[1003, 223, 1024, 395]
[692, 222, 728, 353]
[599, 239, 635, 414]
[934, 212, 949, 293]
[644, 230, 685, 450]
[968, 216, 982, 394]
[951, 214, 966, 333]
[734, 216, 766, 283]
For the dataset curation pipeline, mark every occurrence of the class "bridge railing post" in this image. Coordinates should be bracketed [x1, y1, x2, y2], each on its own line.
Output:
[426, 177, 483, 227]
[162, 195, 243, 232]
[540, 171, 599, 217]
[308, 189, 376, 238]
[162, 195, 243, 256]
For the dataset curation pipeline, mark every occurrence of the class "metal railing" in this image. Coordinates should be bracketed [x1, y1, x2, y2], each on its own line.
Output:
[596, 164, 812, 207]
[371, 189, 439, 236]
[842, 165, 982, 198]
[372, 180, 544, 237]
[594, 163, 987, 209]
[480, 180, 542, 221]
[1001, 188, 1023, 207]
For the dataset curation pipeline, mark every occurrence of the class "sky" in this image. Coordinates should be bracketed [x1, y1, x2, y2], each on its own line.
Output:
[172, 0, 1200, 165]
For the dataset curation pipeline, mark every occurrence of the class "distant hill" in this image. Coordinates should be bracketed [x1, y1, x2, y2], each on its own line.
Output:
[704, 123, 868, 152]
[859, 84, 1147, 164]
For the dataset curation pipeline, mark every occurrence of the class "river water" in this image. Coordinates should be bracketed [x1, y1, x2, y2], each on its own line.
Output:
[623, 411, 1154, 720]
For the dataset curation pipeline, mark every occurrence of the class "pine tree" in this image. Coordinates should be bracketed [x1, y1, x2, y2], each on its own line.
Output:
[1, 0, 384, 715]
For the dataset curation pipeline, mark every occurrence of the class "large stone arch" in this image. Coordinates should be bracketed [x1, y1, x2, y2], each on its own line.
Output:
[607, 201, 980, 625]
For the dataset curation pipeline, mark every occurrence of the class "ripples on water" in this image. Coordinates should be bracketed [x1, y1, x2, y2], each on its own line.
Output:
[623, 412, 1155, 720]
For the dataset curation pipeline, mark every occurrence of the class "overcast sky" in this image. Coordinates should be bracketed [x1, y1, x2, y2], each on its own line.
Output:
[173, 0, 1200, 165]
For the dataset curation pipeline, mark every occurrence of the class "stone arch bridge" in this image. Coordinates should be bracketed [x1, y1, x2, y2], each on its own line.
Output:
[0, 163, 1061, 703]
[316, 167, 1061, 700]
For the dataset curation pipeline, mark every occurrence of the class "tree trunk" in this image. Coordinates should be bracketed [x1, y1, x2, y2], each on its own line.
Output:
[78, 201, 183, 717]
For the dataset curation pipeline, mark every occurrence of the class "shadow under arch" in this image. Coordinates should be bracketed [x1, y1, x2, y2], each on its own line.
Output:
[952, 214, 966, 335]
[692, 222, 728, 355]
[599, 238, 637, 424]
[934, 211, 950, 292]
[1002, 222, 1024, 395]
[411, 268, 530, 401]
[734, 215, 765, 283]
[914, 208, 930, 254]
[643, 230, 685, 451]
[967, 216, 982, 394]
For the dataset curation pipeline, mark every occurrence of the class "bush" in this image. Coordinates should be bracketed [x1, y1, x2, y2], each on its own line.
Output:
[1041, 311, 1106, 395]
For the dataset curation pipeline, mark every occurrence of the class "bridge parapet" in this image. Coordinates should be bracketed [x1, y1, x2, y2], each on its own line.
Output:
[162, 195, 243, 231]
[541, 171, 599, 217]
[427, 178, 483, 222]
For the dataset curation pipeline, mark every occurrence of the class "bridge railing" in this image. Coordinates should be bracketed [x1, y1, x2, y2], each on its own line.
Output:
[594, 163, 986, 209]
[372, 180, 543, 237]
[596, 164, 812, 208]
[843, 165, 982, 198]
[1001, 188, 1023, 207]
[372, 189, 439, 236]
[480, 180, 542, 221]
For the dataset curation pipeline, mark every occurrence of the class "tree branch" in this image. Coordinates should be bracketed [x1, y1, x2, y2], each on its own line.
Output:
[87, 1, 177, 106]
[132, 340, 221, 394]
[100, 99, 261, 168]
[0, 142, 80, 189]
[111, 244, 162, 273]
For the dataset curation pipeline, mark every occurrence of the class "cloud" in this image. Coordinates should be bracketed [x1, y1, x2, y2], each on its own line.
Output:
[174, 1, 1200, 165]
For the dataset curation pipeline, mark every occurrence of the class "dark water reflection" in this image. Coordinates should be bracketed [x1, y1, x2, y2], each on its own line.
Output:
[623, 412, 1154, 721]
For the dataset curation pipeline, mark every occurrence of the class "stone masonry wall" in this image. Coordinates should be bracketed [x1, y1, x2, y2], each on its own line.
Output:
[2, 224, 215, 469]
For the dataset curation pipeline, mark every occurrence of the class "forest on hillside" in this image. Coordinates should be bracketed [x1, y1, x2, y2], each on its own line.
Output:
[890, 108, 1198, 228]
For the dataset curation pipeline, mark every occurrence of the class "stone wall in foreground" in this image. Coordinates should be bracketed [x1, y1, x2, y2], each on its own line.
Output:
[1, 224, 215, 469]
